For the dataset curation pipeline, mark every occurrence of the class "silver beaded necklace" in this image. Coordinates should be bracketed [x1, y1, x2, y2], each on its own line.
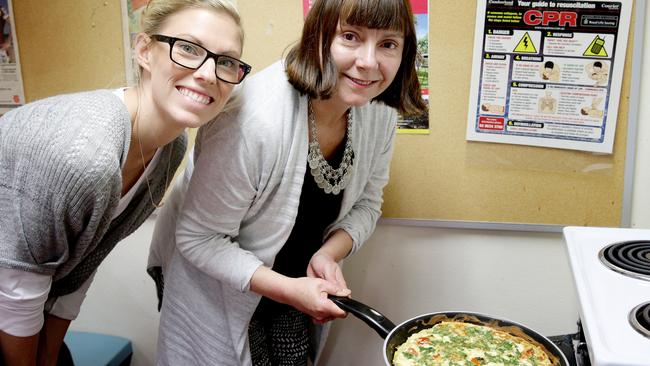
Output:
[307, 98, 354, 195]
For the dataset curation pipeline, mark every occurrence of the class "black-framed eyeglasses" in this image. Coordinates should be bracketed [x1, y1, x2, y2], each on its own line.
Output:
[151, 34, 251, 84]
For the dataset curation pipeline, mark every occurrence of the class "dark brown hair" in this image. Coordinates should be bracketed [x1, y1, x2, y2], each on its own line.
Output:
[284, 0, 427, 116]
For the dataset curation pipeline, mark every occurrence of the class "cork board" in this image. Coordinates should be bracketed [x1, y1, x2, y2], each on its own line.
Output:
[381, 0, 638, 227]
[13, 1, 126, 102]
[11, 0, 303, 191]
[238, 0, 637, 228]
[12, 0, 303, 97]
[12, 0, 638, 227]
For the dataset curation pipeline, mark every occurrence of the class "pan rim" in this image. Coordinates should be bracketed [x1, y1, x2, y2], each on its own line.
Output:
[381, 310, 569, 366]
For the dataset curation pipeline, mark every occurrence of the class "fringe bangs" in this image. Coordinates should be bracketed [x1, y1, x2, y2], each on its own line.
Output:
[339, 0, 409, 32]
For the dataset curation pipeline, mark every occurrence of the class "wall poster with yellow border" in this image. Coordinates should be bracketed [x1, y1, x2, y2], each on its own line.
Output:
[466, 0, 632, 153]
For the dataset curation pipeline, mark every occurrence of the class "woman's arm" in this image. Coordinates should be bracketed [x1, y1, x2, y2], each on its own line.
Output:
[0, 269, 50, 365]
[0, 314, 72, 366]
[36, 315, 71, 366]
[177, 122, 351, 319]
[307, 229, 352, 289]
[174, 119, 263, 292]
[303, 110, 398, 321]
[0, 332, 38, 366]
[327, 108, 398, 256]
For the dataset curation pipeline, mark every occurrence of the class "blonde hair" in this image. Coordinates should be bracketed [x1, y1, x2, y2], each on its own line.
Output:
[134, 0, 244, 82]
[141, 0, 242, 40]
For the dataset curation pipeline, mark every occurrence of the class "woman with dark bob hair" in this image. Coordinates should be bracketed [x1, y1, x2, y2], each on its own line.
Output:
[148, 0, 427, 364]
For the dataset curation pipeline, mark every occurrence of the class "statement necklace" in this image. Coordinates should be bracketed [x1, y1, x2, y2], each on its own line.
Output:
[307, 99, 354, 195]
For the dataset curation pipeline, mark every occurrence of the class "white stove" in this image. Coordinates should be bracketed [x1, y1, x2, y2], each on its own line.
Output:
[564, 226, 650, 366]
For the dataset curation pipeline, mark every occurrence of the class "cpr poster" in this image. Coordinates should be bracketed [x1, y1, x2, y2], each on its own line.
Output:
[466, 0, 631, 153]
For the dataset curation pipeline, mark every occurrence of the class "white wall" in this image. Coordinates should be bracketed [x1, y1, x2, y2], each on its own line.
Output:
[72, 4, 650, 366]
[70, 224, 160, 366]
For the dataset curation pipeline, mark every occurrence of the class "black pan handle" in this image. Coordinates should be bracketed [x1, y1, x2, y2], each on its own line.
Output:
[328, 295, 396, 339]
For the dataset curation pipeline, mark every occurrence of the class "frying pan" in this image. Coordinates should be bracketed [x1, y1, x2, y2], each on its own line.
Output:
[329, 296, 569, 366]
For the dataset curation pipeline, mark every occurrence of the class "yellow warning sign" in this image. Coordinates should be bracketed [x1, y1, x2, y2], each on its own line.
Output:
[583, 35, 608, 57]
[513, 32, 537, 53]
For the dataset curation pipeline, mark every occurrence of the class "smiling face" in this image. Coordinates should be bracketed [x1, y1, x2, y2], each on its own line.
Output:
[328, 22, 404, 109]
[138, 7, 243, 129]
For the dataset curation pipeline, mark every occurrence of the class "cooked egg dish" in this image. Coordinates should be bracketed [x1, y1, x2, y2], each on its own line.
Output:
[393, 321, 553, 366]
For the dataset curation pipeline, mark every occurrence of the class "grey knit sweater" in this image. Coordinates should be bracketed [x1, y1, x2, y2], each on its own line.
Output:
[0, 90, 187, 297]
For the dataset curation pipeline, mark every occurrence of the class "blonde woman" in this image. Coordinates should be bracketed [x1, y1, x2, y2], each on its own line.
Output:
[0, 1, 250, 364]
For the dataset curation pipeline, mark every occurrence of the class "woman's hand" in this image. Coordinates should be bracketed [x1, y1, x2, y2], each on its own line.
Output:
[250, 266, 350, 323]
[307, 251, 348, 291]
[250, 229, 355, 324]
[304, 229, 354, 323]
[305, 249, 351, 324]
[284, 276, 350, 323]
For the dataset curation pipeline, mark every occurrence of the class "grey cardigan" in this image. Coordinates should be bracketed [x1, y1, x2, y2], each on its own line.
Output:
[151, 61, 397, 365]
[0, 90, 187, 297]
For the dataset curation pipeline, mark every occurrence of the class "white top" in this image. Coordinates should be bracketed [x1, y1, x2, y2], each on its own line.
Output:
[0, 88, 161, 337]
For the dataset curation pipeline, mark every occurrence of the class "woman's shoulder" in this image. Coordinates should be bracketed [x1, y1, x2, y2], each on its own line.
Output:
[209, 62, 301, 136]
[361, 100, 397, 118]
[1, 89, 129, 179]
[196, 69, 304, 167]
[22, 89, 123, 109]
[357, 102, 398, 133]
[247, 61, 289, 86]
[238, 61, 297, 104]
[4, 89, 128, 128]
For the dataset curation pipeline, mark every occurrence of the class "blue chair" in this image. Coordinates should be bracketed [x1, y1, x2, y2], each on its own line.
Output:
[63, 331, 133, 366]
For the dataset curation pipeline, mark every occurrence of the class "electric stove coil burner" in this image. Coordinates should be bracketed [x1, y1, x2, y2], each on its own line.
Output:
[598, 240, 650, 281]
[629, 301, 650, 339]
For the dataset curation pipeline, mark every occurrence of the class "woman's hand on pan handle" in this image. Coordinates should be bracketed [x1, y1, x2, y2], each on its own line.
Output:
[250, 266, 350, 322]
[287, 276, 351, 323]
[306, 252, 351, 324]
